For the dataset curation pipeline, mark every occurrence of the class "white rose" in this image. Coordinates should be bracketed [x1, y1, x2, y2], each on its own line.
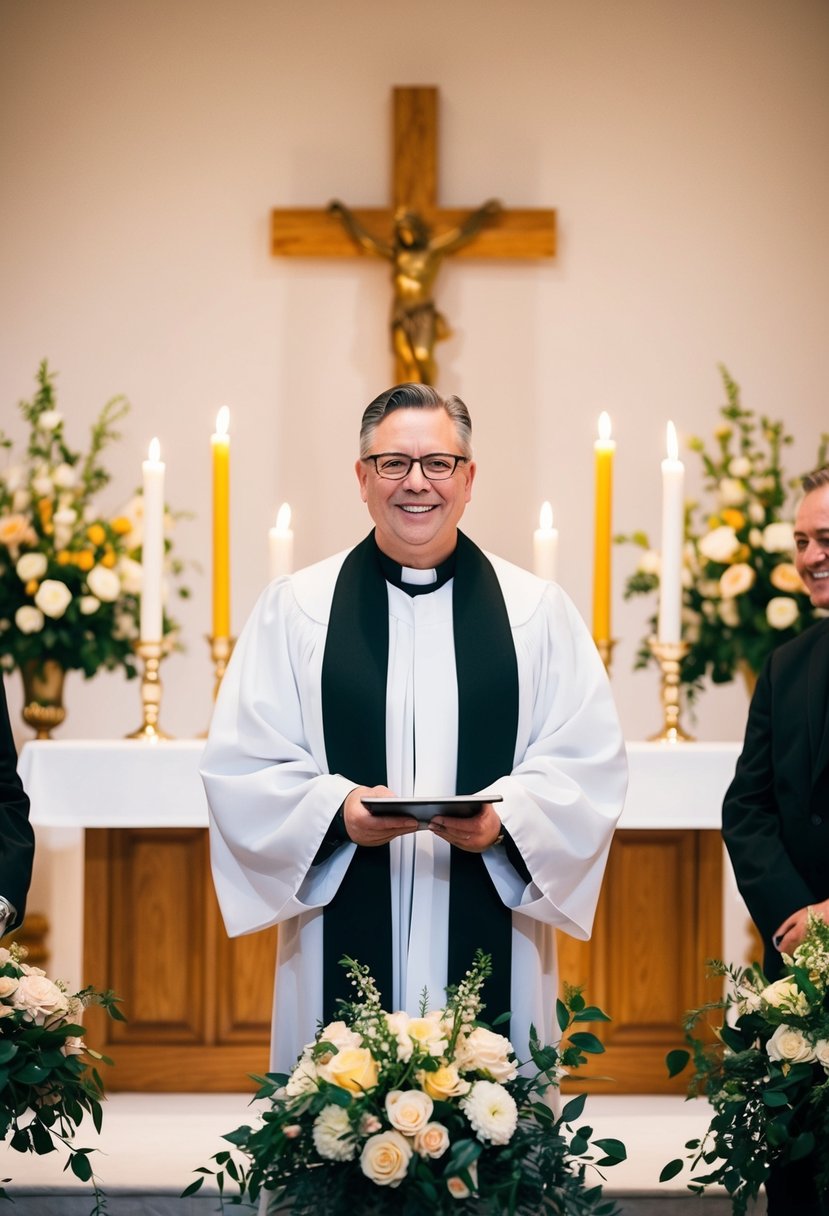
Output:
[718, 598, 740, 627]
[719, 563, 755, 598]
[385, 1089, 433, 1135]
[766, 1024, 816, 1065]
[113, 611, 139, 640]
[52, 507, 77, 528]
[406, 1014, 448, 1058]
[698, 526, 740, 564]
[814, 1040, 829, 1071]
[763, 522, 795, 554]
[34, 580, 72, 619]
[285, 1054, 318, 1097]
[318, 1020, 363, 1053]
[31, 475, 54, 498]
[760, 977, 811, 1015]
[460, 1080, 518, 1145]
[414, 1121, 450, 1159]
[16, 552, 48, 582]
[12, 489, 31, 513]
[447, 1162, 478, 1199]
[637, 549, 661, 576]
[15, 605, 43, 634]
[386, 1011, 414, 1062]
[312, 1104, 356, 1162]
[359, 1130, 412, 1187]
[61, 1036, 85, 1057]
[0, 976, 19, 999]
[37, 410, 62, 431]
[766, 596, 799, 630]
[454, 1027, 518, 1082]
[117, 557, 144, 596]
[2, 465, 24, 492]
[748, 502, 766, 524]
[729, 457, 752, 478]
[86, 565, 120, 602]
[749, 528, 764, 548]
[14, 974, 69, 1025]
[52, 463, 77, 489]
[79, 596, 100, 615]
[719, 478, 746, 507]
[770, 562, 806, 594]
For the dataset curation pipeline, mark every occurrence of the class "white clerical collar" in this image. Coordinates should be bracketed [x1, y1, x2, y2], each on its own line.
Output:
[400, 565, 437, 586]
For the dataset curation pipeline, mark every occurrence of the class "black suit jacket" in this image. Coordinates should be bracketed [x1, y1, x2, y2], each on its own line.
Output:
[0, 678, 35, 927]
[722, 619, 829, 977]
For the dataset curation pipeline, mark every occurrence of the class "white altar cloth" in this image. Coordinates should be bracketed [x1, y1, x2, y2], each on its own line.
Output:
[17, 738, 745, 988]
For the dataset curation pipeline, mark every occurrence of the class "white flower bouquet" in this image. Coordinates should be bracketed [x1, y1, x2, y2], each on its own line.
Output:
[186, 951, 626, 1215]
[0, 941, 124, 1213]
[663, 913, 829, 1213]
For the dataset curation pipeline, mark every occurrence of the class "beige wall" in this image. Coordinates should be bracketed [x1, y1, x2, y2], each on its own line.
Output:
[1, 0, 828, 751]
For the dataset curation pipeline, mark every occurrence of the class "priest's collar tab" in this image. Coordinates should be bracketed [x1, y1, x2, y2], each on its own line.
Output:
[374, 538, 457, 596]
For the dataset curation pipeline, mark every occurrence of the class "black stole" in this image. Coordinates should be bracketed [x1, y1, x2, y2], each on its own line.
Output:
[320, 530, 519, 1024]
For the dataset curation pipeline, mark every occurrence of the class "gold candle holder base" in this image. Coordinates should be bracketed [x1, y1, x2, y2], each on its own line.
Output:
[209, 634, 235, 702]
[648, 637, 694, 743]
[594, 637, 617, 676]
[126, 640, 171, 741]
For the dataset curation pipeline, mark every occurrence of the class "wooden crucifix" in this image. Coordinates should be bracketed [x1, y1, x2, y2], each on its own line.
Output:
[271, 86, 556, 385]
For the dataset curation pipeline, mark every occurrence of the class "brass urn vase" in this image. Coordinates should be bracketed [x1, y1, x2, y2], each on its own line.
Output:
[20, 658, 67, 739]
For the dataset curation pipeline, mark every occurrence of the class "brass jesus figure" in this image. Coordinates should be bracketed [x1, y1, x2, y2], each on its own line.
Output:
[328, 198, 501, 385]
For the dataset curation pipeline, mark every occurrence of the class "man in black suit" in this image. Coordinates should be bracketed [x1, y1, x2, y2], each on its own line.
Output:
[723, 465, 829, 1215]
[0, 678, 35, 936]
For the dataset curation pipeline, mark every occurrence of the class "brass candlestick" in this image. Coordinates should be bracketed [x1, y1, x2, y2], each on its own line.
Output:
[648, 637, 694, 742]
[209, 634, 235, 702]
[594, 637, 617, 676]
[127, 640, 171, 740]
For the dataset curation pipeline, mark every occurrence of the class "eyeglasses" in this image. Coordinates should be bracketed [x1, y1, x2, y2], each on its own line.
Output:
[362, 452, 470, 481]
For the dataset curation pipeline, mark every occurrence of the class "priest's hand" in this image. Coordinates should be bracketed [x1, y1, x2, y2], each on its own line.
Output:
[430, 805, 503, 853]
[773, 899, 829, 956]
[343, 786, 419, 847]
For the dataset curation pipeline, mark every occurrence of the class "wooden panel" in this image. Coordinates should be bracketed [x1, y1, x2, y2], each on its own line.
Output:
[392, 86, 437, 213]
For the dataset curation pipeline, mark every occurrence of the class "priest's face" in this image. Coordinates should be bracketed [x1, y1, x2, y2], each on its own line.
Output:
[356, 407, 476, 568]
[794, 484, 829, 608]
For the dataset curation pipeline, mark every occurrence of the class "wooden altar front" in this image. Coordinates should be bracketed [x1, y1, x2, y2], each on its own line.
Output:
[20, 740, 743, 1094]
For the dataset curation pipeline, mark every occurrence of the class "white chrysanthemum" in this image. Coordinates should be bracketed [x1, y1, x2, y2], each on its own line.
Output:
[461, 1080, 518, 1145]
[34, 579, 72, 620]
[16, 552, 47, 582]
[312, 1104, 356, 1162]
[766, 596, 799, 630]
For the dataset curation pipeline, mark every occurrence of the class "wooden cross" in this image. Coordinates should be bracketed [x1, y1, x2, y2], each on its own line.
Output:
[271, 86, 556, 382]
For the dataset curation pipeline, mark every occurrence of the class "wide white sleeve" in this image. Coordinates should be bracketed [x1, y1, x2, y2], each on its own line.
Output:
[482, 585, 627, 940]
[200, 579, 356, 938]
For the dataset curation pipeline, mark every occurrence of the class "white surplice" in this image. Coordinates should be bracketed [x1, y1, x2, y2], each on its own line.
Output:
[201, 547, 627, 1072]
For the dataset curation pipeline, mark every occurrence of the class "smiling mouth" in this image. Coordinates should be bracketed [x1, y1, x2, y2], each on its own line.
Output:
[399, 504, 437, 514]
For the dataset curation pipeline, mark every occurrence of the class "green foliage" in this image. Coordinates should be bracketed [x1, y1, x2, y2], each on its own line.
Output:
[186, 956, 625, 1215]
[618, 365, 827, 699]
[663, 914, 829, 1213]
[0, 361, 189, 679]
[0, 941, 123, 1213]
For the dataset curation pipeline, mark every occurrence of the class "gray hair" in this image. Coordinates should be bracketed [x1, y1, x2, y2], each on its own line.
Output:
[359, 383, 473, 458]
[802, 465, 829, 494]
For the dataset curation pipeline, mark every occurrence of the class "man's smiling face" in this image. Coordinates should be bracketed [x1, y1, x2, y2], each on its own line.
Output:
[794, 483, 829, 609]
[356, 407, 475, 569]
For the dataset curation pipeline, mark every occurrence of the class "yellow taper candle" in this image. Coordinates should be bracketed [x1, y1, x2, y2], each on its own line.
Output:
[211, 406, 231, 639]
[592, 411, 615, 643]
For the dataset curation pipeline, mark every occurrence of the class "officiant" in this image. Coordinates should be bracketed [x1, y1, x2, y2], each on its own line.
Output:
[0, 679, 35, 935]
[201, 383, 627, 1071]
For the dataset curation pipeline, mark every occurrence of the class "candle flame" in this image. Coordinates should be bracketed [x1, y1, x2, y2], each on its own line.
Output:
[215, 405, 230, 436]
[148, 437, 161, 462]
[598, 411, 612, 442]
[275, 502, 292, 532]
[666, 420, 678, 461]
[540, 501, 554, 530]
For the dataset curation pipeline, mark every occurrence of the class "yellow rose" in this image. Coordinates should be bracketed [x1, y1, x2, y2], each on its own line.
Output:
[417, 1064, 470, 1100]
[75, 550, 95, 572]
[100, 548, 117, 569]
[720, 509, 745, 530]
[110, 516, 132, 535]
[56, 550, 72, 565]
[325, 1047, 379, 1093]
[24, 578, 38, 596]
[86, 523, 106, 547]
[770, 562, 805, 594]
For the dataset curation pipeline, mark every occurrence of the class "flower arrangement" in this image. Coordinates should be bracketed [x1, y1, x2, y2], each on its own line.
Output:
[620, 366, 827, 696]
[662, 913, 829, 1214]
[0, 941, 124, 1213]
[185, 952, 626, 1215]
[0, 361, 188, 680]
